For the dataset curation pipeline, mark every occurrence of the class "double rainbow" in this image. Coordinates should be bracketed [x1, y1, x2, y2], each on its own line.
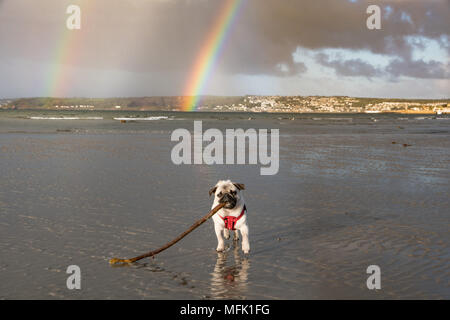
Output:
[182, 0, 246, 111]
[47, 0, 244, 104]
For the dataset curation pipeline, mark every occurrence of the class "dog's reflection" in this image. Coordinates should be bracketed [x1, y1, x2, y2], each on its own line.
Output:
[210, 244, 250, 299]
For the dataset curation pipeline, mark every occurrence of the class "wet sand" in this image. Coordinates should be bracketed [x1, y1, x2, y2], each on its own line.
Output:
[0, 112, 449, 299]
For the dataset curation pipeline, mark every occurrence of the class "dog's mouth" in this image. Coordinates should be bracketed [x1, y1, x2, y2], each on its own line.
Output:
[219, 193, 237, 209]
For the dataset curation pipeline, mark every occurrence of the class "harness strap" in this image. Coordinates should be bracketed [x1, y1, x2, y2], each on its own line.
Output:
[220, 205, 246, 230]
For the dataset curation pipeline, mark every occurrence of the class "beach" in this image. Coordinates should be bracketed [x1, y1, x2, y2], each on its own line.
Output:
[0, 111, 449, 299]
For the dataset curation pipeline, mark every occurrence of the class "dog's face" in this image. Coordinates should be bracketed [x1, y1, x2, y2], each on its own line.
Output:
[209, 180, 245, 209]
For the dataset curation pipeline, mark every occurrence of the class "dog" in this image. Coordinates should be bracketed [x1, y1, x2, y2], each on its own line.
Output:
[209, 180, 250, 254]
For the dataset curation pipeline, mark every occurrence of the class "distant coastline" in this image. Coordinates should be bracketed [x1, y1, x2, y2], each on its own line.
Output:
[1, 96, 449, 114]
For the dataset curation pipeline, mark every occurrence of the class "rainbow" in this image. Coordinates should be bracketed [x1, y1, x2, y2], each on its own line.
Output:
[47, 1, 91, 97]
[182, 0, 246, 111]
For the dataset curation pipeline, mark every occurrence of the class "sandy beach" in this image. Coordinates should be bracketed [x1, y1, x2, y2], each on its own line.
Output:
[0, 111, 449, 299]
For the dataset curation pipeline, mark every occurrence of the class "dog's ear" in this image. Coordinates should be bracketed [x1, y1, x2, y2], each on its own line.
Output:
[209, 186, 217, 197]
[233, 183, 245, 191]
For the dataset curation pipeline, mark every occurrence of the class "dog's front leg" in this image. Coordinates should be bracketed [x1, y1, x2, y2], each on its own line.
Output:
[240, 224, 250, 254]
[215, 224, 225, 252]
[233, 230, 240, 241]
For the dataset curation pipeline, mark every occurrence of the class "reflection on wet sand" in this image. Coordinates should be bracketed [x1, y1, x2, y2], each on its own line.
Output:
[210, 244, 250, 299]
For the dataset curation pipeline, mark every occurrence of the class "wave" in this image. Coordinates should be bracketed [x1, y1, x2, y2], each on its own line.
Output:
[29, 116, 103, 120]
[113, 116, 169, 121]
[312, 117, 353, 121]
[414, 117, 433, 120]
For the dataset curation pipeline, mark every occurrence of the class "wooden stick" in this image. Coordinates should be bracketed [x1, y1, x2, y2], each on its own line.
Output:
[109, 202, 226, 265]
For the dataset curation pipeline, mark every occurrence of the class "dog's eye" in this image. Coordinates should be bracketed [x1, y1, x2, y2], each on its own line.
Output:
[217, 192, 223, 197]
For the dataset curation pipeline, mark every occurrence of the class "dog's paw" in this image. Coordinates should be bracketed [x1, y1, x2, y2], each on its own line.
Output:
[216, 245, 225, 252]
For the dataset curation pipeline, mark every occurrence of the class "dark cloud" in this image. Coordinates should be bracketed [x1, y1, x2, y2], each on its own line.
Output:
[0, 0, 448, 81]
[315, 52, 385, 78]
[386, 57, 449, 79]
[315, 52, 449, 80]
[225, 0, 449, 74]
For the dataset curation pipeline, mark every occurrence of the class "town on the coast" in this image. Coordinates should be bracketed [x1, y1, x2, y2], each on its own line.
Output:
[1, 96, 449, 114]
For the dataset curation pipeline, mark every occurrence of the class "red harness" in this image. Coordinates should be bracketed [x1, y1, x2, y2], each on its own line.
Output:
[220, 205, 246, 230]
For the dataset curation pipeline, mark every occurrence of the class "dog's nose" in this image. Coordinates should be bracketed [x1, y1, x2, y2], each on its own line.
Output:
[219, 193, 234, 203]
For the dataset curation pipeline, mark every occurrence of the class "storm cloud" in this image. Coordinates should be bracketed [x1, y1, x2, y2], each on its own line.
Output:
[0, 0, 448, 97]
[386, 57, 450, 79]
[315, 52, 385, 78]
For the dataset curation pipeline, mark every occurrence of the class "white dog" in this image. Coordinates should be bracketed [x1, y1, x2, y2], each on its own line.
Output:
[209, 180, 250, 254]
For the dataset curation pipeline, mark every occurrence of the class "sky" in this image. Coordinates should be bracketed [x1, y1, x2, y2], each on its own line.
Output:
[0, 0, 449, 99]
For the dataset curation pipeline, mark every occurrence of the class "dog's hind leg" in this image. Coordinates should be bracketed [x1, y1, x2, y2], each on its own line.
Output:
[223, 228, 230, 240]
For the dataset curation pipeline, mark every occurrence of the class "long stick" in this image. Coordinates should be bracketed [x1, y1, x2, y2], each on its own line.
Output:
[109, 202, 226, 265]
